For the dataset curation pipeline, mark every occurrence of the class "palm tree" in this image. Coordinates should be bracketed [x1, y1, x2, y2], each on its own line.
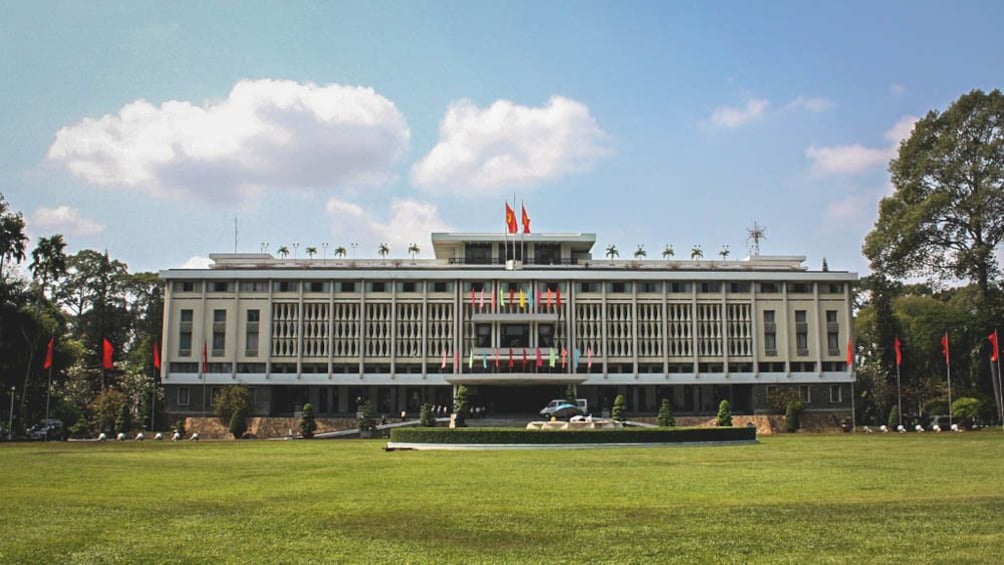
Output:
[605, 244, 619, 263]
[334, 246, 347, 259]
[719, 245, 730, 260]
[408, 243, 420, 261]
[306, 246, 317, 260]
[634, 244, 646, 259]
[378, 243, 390, 262]
[29, 234, 67, 299]
[277, 246, 289, 259]
[690, 245, 703, 260]
[658, 242, 674, 260]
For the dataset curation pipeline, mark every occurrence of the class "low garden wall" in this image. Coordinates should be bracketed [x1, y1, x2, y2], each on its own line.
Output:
[387, 426, 756, 450]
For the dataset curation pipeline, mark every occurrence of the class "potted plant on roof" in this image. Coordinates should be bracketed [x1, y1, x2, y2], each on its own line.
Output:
[408, 243, 420, 263]
[605, 244, 619, 264]
[690, 245, 703, 260]
[378, 243, 390, 264]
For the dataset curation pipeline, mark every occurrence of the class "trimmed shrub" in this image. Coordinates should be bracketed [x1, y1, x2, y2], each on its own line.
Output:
[213, 385, 250, 428]
[390, 426, 756, 445]
[453, 385, 470, 427]
[229, 407, 248, 439]
[174, 419, 186, 436]
[656, 398, 675, 427]
[300, 403, 317, 438]
[951, 397, 981, 426]
[785, 401, 803, 432]
[419, 402, 436, 427]
[357, 400, 376, 432]
[717, 400, 733, 427]
[887, 404, 900, 429]
[116, 400, 133, 434]
[611, 394, 626, 422]
[89, 389, 126, 434]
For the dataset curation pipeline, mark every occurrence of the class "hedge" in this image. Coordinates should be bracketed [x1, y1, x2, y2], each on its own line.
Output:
[389, 426, 755, 445]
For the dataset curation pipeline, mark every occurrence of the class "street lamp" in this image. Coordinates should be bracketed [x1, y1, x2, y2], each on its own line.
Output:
[322, 242, 329, 263]
[351, 242, 358, 260]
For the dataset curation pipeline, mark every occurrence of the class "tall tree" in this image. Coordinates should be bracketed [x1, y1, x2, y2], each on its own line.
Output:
[0, 193, 28, 281]
[29, 235, 68, 299]
[864, 89, 1004, 304]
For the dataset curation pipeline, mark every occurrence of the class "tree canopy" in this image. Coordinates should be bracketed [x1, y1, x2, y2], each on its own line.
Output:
[864, 89, 1004, 300]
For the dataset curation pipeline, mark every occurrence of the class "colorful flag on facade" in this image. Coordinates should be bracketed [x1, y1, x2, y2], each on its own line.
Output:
[469, 349, 474, 369]
[940, 332, 950, 363]
[103, 338, 114, 370]
[494, 348, 499, 369]
[536, 347, 543, 368]
[846, 339, 853, 368]
[470, 286, 476, 308]
[894, 336, 902, 366]
[500, 287, 506, 306]
[586, 346, 593, 369]
[441, 349, 447, 369]
[43, 337, 54, 370]
[519, 289, 526, 308]
[522, 348, 527, 368]
[556, 287, 562, 307]
[509, 287, 515, 305]
[989, 330, 999, 362]
[482, 352, 487, 369]
[153, 340, 161, 370]
[505, 202, 518, 234]
[479, 288, 485, 309]
[509, 348, 514, 368]
[549, 347, 556, 368]
[521, 203, 531, 234]
[573, 347, 581, 366]
[490, 286, 496, 311]
[561, 346, 568, 368]
[546, 287, 553, 306]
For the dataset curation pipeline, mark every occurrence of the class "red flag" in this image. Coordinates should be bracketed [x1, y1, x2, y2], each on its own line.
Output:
[508, 348, 514, 368]
[509, 287, 514, 305]
[201, 340, 208, 373]
[153, 340, 161, 370]
[521, 203, 531, 234]
[989, 330, 999, 362]
[556, 287, 562, 307]
[846, 339, 853, 368]
[940, 332, 950, 364]
[894, 336, 902, 367]
[505, 202, 518, 234]
[536, 347, 543, 368]
[546, 287, 553, 306]
[494, 348, 499, 369]
[43, 338, 54, 370]
[102, 338, 114, 370]
[522, 348, 527, 368]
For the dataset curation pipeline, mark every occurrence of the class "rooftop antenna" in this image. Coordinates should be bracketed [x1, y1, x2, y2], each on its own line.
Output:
[746, 221, 766, 257]
[234, 217, 238, 253]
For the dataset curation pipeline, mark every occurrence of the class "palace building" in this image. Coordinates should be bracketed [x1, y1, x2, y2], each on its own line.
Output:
[159, 231, 857, 420]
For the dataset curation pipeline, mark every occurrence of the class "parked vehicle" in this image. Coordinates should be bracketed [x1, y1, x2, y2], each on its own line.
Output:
[539, 399, 588, 419]
[27, 419, 66, 441]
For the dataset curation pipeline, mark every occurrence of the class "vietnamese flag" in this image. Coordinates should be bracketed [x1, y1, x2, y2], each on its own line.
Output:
[43, 337, 54, 370]
[846, 339, 853, 368]
[894, 336, 902, 367]
[940, 332, 950, 364]
[102, 338, 114, 370]
[521, 203, 531, 234]
[988, 330, 999, 362]
[505, 202, 518, 234]
[153, 340, 161, 370]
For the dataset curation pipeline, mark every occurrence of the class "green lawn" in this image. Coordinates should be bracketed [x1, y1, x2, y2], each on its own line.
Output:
[1, 433, 1001, 563]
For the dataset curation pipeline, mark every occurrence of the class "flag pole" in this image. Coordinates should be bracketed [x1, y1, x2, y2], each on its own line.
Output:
[44, 362, 52, 442]
[995, 329, 1003, 430]
[946, 353, 953, 429]
[895, 361, 903, 427]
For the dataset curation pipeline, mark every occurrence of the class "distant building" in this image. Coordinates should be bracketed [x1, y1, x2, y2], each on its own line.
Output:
[159, 231, 856, 419]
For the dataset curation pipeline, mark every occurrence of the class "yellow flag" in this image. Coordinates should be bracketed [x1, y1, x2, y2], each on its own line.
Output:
[519, 289, 526, 308]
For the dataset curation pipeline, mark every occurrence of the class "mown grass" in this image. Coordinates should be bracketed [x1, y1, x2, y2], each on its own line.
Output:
[1, 433, 1001, 563]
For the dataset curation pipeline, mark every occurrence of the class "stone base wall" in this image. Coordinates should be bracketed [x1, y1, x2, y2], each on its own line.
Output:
[181, 417, 358, 439]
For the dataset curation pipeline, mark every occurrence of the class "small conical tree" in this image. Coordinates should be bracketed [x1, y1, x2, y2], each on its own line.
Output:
[116, 402, 132, 434]
[716, 400, 733, 427]
[887, 404, 900, 429]
[785, 401, 802, 432]
[657, 398, 675, 427]
[229, 406, 248, 439]
[357, 400, 376, 432]
[611, 394, 626, 422]
[453, 385, 470, 427]
[420, 402, 436, 427]
[299, 403, 317, 439]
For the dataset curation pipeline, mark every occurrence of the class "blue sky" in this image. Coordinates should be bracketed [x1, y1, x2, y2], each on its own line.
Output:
[3, 1, 1002, 275]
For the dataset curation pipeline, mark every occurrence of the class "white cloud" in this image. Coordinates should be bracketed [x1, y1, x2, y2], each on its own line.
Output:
[30, 205, 105, 236]
[47, 79, 410, 204]
[709, 98, 770, 128]
[180, 255, 212, 269]
[785, 96, 835, 112]
[324, 197, 452, 255]
[805, 115, 918, 176]
[411, 96, 608, 193]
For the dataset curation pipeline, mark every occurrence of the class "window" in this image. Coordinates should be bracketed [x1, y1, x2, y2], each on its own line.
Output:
[245, 309, 259, 356]
[173, 281, 199, 293]
[239, 280, 268, 292]
[763, 310, 776, 356]
[830, 384, 843, 403]
[538, 324, 554, 348]
[468, 282, 484, 292]
[639, 282, 662, 293]
[306, 281, 327, 293]
[699, 282, 721, 293]
[822, 283, 844, 294]
[609, 282, 631, 293]
[788, 283, 812, 294]
[800, 385, 811, 403]
[212, 309, 226, 356]
[179, 309, 193, 356]
[475, 323, 491, 348]
[534, 244, 560, 265]
[177, 387, 190, 407]
[432, 282, 449, 293]
[669, 282, 691, 293]
[273, 281, 298, 293]
[729, 282, 751, 293]
[400, 281, 419, 293]
[211, 281, 232, 292]
[795, 310, 808, 354]
[578, 282, 599, 293]
[340, 281, 356, 292]
[369, 281, 386, 292]
[465, 243, 492, 265]
[758, 282, 780, 293]
[826, 310, 839, 355]
[501, 324, 529, 348]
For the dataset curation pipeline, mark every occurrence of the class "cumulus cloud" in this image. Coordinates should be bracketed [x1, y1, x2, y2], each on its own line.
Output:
[709, 98, 770, 127]
[180, 256, 212, 269]
[47, 79, 410, 204]
[805, 115, 918, 176]
[30, 205, 105, 236]
[411, 96, 608, 193]
[324, 197, 452, 255]
[785, 96, 835, 112]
